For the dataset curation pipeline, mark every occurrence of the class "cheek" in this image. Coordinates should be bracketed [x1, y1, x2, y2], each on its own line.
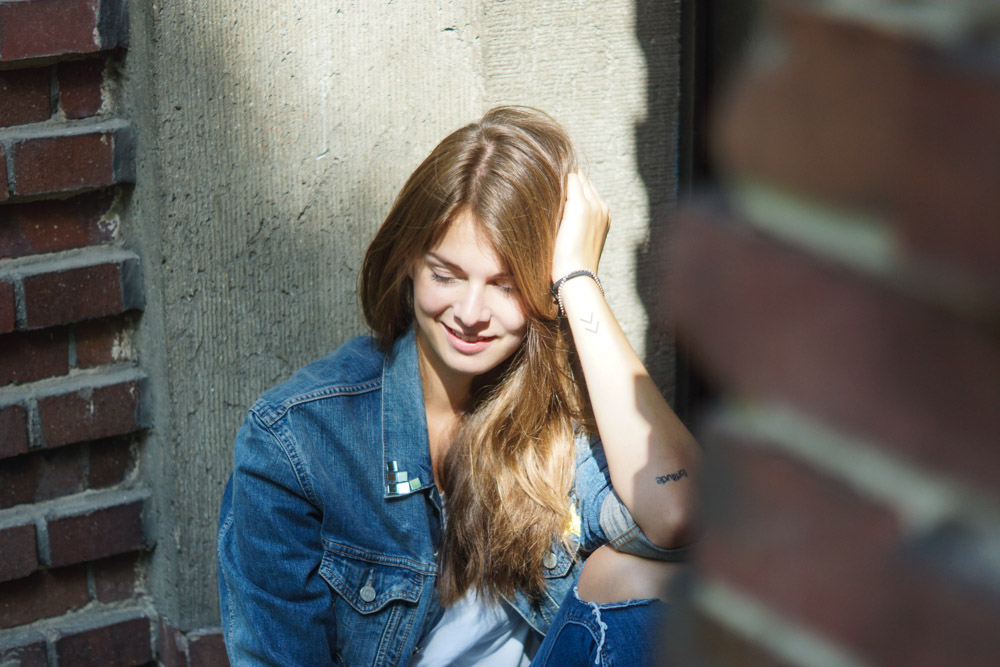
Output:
[494, 299, 528, 336]
[413, 280, 451, 317]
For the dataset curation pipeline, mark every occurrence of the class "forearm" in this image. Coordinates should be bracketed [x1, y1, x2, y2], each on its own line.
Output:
[560, 277, 700, 548]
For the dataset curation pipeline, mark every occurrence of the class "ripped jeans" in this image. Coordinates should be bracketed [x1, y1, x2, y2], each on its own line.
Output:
[530, 585, 668, 667]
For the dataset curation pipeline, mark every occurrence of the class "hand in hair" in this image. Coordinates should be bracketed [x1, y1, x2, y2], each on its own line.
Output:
[551, 171, 610, 282]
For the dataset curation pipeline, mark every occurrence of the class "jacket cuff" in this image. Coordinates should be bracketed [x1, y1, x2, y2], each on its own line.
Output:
[599, 488, 691, 561]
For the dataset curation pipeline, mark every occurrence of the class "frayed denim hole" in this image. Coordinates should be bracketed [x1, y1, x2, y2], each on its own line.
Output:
[572, 584, 663, 611]
[572, 585, 607, 665]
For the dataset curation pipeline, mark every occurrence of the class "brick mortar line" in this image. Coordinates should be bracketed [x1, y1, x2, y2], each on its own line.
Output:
[10, 275, 27, 327]
[0, 626, 46, 654]
[729, 181, 1000, 326]
[25, 396, 41, 448]
[0, 626, 45, 643]
[0, 245, 137, 276]
[0, 602, 153, 646]
[2, 137, 13, 195]
[809, 0, 1000, 46]
[0, 362, 145, 406]
[732, 181, 898, 277]
[67, 325, 78, 368]
[690, 576, 869, 667]
[35, 514, 51, 565]
[185, 626, 225, 640]
[38, 604, 151, 636]
[97, 0, 130, 51]
[0, 50, 121, 71]
[96, 58, 114, 117]
[0, 116, 131, 143]
[85, 551, 98, 600]
[713, 402, 1000, 537]
[48, 64, 59, 120]
[0, 487, 151, 529]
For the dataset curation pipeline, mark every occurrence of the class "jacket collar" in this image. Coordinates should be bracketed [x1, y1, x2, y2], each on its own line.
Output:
[381, 327, 434, 499]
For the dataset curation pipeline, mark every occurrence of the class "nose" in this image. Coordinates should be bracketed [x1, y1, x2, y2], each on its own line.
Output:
[453, 283, 490, 329]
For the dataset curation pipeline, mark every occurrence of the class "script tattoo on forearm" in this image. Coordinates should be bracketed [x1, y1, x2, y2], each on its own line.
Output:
[579, 312, 600, 334]
[656, 469, 687, 485]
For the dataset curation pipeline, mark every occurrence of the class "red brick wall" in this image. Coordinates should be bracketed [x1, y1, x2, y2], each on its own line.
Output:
[0, 0, 156, 663]
[665, 3, 1000, 665]
[0, 1, 220, 665]
[0, 3, 230, 664]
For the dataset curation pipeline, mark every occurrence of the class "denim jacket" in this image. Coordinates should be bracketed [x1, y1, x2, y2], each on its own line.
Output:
[218, 328, 683, 666]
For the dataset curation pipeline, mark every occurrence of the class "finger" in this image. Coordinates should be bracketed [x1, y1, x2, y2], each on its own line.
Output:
[575, 170, 595, 198]
[560, 174, 581, 220]
[582, 173, 606, 211]
[565, 171, 583, 199]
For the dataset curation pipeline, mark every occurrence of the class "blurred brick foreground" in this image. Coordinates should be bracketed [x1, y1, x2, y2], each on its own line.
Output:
[664, 2, 1000, 665]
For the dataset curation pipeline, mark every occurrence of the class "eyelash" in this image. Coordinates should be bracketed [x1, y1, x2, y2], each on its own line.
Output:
[430, 272, 516, 295]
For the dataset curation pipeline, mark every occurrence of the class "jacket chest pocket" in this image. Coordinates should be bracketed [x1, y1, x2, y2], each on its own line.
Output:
[319, 542, 431, 666]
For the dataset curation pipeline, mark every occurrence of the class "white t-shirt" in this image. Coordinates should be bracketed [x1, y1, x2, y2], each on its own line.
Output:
[410, 590, 540, 667]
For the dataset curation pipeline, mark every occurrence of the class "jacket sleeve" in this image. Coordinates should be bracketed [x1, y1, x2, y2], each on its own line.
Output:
[574, 431, 691, 561]
[218, 409, 338, 665]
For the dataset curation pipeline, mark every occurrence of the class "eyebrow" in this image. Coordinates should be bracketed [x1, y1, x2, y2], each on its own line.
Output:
[425, 252, 512, 280]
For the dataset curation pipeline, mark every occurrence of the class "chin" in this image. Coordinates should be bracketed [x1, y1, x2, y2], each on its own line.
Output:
[446, 360, 495, 379]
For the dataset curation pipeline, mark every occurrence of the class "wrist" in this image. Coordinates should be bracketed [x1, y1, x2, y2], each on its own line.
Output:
[551, 269, 604, 316]
[552, 261, 597, 285]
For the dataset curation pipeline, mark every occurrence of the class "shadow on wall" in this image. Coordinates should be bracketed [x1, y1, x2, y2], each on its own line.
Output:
[632, 0, 683, 403]
[636, 0, 760, 424]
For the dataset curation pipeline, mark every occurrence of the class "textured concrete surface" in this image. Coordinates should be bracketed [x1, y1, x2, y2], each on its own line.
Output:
[126, 0, 680, 626]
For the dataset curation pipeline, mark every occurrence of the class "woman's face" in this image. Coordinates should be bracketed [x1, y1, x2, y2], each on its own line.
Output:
[411, 210, 528, 390]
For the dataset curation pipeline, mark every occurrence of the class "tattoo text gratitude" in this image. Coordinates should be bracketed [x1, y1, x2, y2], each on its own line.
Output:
[656, 469, 687, 485]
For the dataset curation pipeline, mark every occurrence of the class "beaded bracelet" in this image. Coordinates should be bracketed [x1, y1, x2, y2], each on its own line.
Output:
[550, 269, 604, 316]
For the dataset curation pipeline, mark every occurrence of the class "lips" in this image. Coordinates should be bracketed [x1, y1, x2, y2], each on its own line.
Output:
[446, 325, 492, 343]
[442, 324, 496, 353]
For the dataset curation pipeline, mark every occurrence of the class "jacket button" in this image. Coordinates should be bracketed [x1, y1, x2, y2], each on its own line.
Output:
[360, 584, 376, 603]
[543, 551, 558, 569]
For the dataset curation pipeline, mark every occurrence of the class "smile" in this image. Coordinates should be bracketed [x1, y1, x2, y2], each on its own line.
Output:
[444, 324, 496, 343]
[443, 324, 496, 352]
[446, 326, 493, 342]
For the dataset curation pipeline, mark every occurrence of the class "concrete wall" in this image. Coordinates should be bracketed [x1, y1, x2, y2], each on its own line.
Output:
[127, 0, 680, 627]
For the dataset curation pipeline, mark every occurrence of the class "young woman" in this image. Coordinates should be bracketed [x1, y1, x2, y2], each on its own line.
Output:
[218, 107, 700, 666]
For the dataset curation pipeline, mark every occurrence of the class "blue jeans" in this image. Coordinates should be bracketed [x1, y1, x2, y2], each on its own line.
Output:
[531, 585, 668, 667]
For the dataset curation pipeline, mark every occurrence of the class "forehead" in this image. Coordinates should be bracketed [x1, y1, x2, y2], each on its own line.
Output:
[426, 210, 508, 273]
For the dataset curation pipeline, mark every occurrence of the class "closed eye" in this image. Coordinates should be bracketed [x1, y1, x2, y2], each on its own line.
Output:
[430, 271, 457, 284]
[424, 254, 515, 294]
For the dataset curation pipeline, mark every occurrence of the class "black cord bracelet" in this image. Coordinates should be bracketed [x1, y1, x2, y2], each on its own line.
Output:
[550, 269, 604, 316]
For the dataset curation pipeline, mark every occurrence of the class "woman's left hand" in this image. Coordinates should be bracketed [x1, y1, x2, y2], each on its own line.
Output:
[552, 171, 610, 282]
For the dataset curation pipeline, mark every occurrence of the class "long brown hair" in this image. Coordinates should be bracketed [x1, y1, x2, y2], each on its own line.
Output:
[359, 107, 587, 603]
